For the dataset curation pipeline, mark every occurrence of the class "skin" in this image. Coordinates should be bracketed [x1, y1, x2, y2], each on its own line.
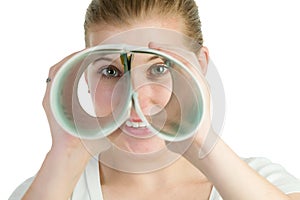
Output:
[22, 16, 300, 200]
[86, 51, 173, 153]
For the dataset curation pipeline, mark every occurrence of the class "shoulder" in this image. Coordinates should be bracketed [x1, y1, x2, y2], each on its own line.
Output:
[8, 159, 100, 200]
[9, 176, 35, 200]
[209, 157, 300, 200]
[243, 157, 300, 194]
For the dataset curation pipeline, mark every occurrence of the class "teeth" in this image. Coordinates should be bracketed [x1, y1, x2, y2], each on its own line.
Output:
[139, 123, 147, 128]
[125, 120, 148, 128]
[133, 122, 139, 128]
[125, 120, 132, 127]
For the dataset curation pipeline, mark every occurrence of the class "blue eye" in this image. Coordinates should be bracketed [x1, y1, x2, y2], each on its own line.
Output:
[149, 63, 169, 76]
[98, 65, 122, 78]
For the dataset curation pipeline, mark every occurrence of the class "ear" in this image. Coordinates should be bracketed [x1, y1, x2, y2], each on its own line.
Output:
[197, 46, 209, 75]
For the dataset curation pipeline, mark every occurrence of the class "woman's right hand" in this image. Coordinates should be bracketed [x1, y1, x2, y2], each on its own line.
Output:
[23, 52, 110, 200]
[43, 53, 86, 154]
[43, 52, 111, 157]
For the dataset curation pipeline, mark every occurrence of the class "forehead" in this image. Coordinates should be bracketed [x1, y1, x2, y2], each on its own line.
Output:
[86, 18, 193, 49]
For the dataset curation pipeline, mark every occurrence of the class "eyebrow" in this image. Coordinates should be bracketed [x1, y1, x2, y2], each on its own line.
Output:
[93, 57, 114, 62]
[146, 55, 163, 62]
[93, 55, 164, 64]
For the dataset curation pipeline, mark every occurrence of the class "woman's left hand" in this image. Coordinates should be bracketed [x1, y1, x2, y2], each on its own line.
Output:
[148, 42, 217, 163]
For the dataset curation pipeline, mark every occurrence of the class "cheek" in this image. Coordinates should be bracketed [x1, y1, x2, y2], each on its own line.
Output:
[137, 84, 172, 115]
[91, 85, 114, 117]
[152, 84, 172, 107]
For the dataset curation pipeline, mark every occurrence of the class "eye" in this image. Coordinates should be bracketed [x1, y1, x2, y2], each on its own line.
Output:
[98, 65, 122, 78]
[149, 63, 169, 76]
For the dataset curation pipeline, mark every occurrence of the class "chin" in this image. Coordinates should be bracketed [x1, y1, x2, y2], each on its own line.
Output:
[108, 129, 167, 154]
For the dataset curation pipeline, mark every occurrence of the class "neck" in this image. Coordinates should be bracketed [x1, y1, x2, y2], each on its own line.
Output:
[98, 150, 208, 191]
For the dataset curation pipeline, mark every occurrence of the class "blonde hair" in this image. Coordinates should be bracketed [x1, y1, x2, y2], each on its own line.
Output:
[84, 0, 203, 49]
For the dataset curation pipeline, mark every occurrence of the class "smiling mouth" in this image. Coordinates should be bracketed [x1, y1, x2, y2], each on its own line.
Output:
[125, 120, 149, 128]
[121, 119, 156, 138]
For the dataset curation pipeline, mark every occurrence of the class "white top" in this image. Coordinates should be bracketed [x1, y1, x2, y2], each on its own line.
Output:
[9, 157, 300, 200]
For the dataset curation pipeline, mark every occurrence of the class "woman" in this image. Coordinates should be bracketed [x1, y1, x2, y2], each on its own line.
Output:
[10, 0, 300, 199]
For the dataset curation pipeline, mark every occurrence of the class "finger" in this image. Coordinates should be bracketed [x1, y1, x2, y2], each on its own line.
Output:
[148, 41, 207, 83]
[148, 42, 191, 66]
[43, 50, 84, 112]
[149, 42, 212, 139]
[148, 42, 211, 99]
[49, 49, 87, 82]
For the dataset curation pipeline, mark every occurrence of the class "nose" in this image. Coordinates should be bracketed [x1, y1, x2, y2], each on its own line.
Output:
[126, 54, 172, 120]
[129, 108, 142, 122]
[130, 89, 156, 119]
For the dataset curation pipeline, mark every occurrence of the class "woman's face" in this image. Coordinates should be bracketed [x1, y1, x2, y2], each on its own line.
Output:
[85, 17, 199, 153]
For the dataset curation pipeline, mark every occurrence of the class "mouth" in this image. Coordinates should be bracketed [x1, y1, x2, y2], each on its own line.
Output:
[122, 119, 155, 138]
[125, 120, 148, 128]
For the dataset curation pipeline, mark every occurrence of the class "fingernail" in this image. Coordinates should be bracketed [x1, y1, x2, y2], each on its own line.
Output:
[148, 42, 159, 49]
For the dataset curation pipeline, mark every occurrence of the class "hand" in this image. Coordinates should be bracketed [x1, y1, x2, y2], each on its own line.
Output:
[148, 42, 218, 163]
[42, 51, 111, 158]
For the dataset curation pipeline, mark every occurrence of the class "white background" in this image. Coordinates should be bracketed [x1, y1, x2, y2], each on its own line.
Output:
[1, 0, 299, 199]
